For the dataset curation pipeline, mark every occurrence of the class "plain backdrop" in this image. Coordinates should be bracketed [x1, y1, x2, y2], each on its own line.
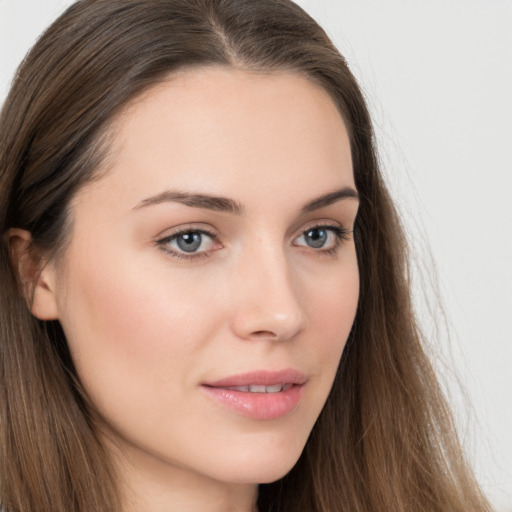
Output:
[1, 1, 511, 510]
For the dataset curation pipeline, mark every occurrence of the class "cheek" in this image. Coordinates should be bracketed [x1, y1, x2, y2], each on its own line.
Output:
[55, 247, 218, 416]
[296, 252, 359, 399]
[308, 253, 359, 343]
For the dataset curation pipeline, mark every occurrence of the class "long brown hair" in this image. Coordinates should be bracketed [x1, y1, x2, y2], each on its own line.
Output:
[0, 1, 491, 511]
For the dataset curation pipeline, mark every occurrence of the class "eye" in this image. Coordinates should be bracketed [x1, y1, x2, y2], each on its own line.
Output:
[157, 229, 218, 258]
[294, 225, 349, 251]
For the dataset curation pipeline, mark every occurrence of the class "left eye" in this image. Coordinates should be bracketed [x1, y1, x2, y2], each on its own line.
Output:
[160, 230, 216, 254]
[294, 226, 344, 250]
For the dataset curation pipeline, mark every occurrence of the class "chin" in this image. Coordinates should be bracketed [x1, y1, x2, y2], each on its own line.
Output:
[210, 437, 307, 485]
[224, 461, 300, 486]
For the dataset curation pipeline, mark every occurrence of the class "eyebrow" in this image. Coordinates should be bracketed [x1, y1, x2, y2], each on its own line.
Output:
[300, 187, 359, 213]
[133, 186, 359, 215]
[133, 190, 244, 215]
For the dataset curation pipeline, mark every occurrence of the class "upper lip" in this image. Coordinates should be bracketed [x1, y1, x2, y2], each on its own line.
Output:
[203, 369, 307, 388]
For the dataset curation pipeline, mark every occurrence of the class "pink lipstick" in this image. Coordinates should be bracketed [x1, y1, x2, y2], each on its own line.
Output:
[201, 369, 306, 420]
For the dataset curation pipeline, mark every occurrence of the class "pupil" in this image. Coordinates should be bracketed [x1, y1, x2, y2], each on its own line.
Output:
[177, 232, 202, 252]
[306, 228, 327, 248]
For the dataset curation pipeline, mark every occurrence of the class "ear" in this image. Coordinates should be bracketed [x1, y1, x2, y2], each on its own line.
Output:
[8, 228, 59, 320]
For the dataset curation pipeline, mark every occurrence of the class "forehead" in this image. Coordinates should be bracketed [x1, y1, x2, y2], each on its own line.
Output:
[79, 67, 354, 212]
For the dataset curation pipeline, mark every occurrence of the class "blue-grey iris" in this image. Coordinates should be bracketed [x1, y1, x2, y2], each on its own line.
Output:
[305, 228, 327, 248]
[177, 232, 202, 252]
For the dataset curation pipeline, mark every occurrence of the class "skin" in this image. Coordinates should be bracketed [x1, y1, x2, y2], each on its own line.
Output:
[22, 68, 360, 511]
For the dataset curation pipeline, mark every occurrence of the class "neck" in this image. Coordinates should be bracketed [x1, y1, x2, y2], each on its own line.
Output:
[122, 471, 258, 512]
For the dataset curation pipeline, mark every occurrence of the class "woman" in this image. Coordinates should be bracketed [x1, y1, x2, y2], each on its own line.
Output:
[0, 0, 492, 511]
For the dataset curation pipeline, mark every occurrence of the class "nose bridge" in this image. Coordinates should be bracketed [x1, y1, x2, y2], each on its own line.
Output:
[230, 238, 307, 341]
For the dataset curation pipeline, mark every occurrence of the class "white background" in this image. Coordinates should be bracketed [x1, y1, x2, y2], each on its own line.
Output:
[1, 1, 511, 510]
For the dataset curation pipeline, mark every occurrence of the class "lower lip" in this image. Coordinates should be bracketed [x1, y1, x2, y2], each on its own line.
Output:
[201, 384, 304, 420]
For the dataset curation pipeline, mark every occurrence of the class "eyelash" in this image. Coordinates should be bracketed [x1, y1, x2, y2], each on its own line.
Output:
[156, 224, 351, 261]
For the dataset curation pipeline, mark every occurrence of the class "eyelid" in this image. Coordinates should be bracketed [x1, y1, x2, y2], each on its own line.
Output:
[154, 222, 219, 240]
[294, 220, 351, 239]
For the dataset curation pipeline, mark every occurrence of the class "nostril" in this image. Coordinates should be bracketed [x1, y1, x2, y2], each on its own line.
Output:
[251, 330, 278, 338]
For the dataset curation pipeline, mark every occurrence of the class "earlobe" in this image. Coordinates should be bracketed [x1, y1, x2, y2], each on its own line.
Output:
[7, 228, 59, 320]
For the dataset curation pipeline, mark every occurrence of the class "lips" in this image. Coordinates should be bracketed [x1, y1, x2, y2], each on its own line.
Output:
[201, 369, 306, 420]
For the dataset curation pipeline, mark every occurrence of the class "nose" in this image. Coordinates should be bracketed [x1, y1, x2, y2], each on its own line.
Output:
[229, 244, 307, 342]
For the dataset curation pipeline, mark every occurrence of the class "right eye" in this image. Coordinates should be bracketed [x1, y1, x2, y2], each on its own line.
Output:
[157, 229, 219, 259]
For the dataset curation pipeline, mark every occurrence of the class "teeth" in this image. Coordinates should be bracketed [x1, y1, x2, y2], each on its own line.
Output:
[227, 385, 250, 392]
[249, 385, 267, 393]
[224, 384, 290, 393]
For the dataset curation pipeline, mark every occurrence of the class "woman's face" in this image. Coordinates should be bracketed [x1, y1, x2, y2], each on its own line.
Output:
[44, 68, 359, 491]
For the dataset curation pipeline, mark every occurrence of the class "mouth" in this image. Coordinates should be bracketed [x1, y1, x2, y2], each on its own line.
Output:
[201, 369, 306, 420]
[218, 383, 293, 393]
